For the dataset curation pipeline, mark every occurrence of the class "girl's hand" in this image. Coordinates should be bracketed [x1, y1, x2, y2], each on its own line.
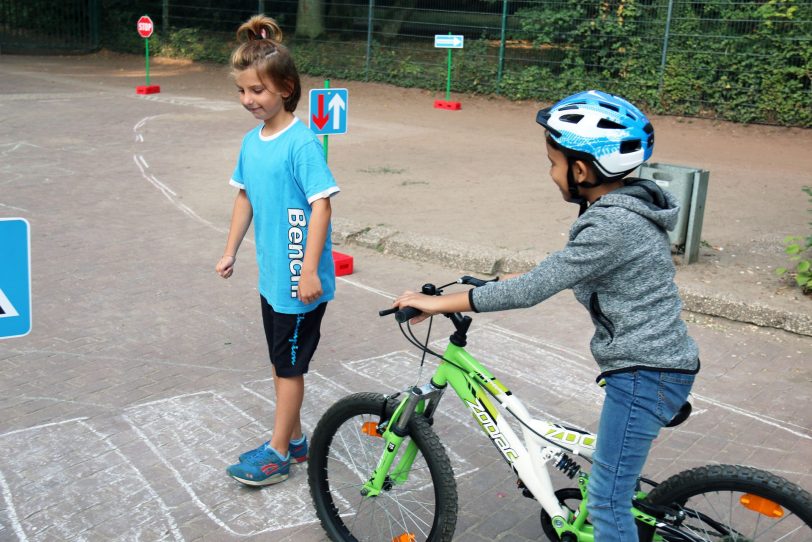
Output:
[216, 255, 236, 279]
[298, 271, 323, 304]
[392, 291, 439, 324]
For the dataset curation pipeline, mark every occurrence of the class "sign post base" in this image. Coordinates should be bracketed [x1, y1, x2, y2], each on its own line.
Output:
[434, 100, 461, 110]
[136, 85, 161, 95]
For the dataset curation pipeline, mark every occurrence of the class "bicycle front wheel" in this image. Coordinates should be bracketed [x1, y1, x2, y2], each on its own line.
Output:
[307, 392, 458, 542]
[645, 464, 812, 541]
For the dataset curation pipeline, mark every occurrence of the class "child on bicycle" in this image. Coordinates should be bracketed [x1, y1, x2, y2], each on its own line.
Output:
[216, 15, 339, 487]
[393, 90, 700, 541]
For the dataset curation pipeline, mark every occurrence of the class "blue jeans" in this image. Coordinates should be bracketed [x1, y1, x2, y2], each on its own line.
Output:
[587, 369, 695, 542]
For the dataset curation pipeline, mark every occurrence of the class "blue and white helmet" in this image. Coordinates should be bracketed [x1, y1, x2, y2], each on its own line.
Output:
[536, 90, 654, 181]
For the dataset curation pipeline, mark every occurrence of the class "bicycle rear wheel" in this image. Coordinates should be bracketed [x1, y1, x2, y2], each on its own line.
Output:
[308, 392, 458, 542]
[644, 464, 812, 541]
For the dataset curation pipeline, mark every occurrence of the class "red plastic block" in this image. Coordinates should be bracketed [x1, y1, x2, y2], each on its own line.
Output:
[434, 100, 462, 110]
[136, 85, 161, 95]
[332, 251, 354, 276]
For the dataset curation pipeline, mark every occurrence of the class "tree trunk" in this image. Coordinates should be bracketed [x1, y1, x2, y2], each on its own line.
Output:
[296, 0, 325, 39]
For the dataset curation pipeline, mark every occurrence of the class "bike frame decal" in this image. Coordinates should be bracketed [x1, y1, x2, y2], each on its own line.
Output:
[544, 426, 597, 450]
[465, 397, 520, 462]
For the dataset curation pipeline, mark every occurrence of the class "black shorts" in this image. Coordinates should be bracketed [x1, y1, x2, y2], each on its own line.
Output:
[260, 296, 327, 377]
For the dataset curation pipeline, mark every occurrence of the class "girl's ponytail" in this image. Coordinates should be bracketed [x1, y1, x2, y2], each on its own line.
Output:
[235, 15, 283, 45]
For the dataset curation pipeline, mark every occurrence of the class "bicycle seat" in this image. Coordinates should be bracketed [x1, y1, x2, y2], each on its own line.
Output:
[665, 401, 692, 428]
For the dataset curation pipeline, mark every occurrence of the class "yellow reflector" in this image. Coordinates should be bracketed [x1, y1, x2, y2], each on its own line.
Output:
[392, 534, 416, 542]
[740, 494, 784, 518]
[361, 421, 381, 437]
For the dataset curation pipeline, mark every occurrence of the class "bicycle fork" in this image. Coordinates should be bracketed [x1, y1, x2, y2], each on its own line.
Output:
[361, 382, 446, 497]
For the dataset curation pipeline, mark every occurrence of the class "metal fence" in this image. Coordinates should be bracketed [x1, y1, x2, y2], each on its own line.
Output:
[3, 0, 810, 126]
[0, 0, 100, 53]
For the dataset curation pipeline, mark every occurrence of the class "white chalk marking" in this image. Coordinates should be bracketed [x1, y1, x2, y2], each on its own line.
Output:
[337, 276, 395, 299]
[0, 418, 183, 541]
[124, 391, 320, 536]
[0, 416, 87, 438]
[0, 142, 42, 155]
[0, 470, 27, 542]
[0, 202, 29, 212]
[692, 393, 811, 440]
[136, 95, 239, 112]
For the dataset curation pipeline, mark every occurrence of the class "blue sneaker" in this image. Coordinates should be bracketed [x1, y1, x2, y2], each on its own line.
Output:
[226, 446, 289, 486]
[238, 436, 308, 465]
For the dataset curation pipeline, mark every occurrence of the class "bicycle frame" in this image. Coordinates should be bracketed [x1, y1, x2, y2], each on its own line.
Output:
[363, 337, 605, 540]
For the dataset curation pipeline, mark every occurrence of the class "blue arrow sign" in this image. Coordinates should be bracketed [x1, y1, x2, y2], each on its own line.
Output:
[309, 88, 348, 136]
[434, 34, 464, 49]
[0, 218, 31, 339]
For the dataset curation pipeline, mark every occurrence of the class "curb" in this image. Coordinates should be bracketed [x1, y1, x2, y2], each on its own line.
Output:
[332, 218, 812, 337]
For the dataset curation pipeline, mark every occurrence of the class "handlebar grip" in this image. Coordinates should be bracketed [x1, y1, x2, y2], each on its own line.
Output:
[378, 307, 398, 317]
[460, 275, 496, 288]
[395, 306, 423, 323]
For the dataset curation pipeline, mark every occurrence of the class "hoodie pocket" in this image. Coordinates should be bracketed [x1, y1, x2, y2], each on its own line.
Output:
[589, 293, 615, 341]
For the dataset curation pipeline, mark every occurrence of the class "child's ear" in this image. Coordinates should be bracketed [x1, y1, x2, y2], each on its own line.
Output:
[572, 160, 591, 183]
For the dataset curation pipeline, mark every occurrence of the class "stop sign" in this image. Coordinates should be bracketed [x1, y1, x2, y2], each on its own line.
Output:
[137, 15, 154, 38]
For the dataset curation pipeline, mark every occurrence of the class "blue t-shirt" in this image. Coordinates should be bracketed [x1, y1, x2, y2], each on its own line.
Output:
[231, 117, 340, 314]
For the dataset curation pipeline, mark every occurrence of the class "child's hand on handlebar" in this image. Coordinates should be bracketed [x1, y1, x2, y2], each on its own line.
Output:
[393, 291, 441, 324]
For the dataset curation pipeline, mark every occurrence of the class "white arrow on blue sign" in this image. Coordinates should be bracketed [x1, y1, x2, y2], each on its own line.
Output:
[0, 218, 31, 339]
[434, 34, 464, 49]
[309, 88, 348, 136]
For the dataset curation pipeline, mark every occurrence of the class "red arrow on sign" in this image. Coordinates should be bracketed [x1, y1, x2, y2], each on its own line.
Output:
[311, 93, 330, 129]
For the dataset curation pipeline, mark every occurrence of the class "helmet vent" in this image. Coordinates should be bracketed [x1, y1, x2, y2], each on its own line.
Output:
[599, 101, 620, 112]
[626, 112, 637, 121]
[643, 122, 654, 134]
[597, 118, 627, 130]
[560, 114, 584, 124]
[620, 139, 642, 154]
[559, 105, 580, 111]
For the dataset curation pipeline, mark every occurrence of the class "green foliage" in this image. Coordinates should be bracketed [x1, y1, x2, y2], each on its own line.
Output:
[776, 187, 812, 293]
[86, 0, 810, 127]
[659, 0, 811, 125]
[159, 28, 231, 63]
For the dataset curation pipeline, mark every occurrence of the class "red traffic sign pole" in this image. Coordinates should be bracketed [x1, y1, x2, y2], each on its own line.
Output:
[136, 15, 160, 95]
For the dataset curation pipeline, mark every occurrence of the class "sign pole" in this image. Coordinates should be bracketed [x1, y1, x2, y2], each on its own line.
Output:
[445, 32, 455, 102]
[145, 37, 151, 86]
[433, 32, 463, 110]
[136, 15, 160, 94]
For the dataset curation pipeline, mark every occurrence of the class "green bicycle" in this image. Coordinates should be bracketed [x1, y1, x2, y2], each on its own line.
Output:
[307, 276, 812, 541]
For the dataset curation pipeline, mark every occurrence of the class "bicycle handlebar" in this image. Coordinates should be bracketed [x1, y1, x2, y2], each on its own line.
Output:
[378, 275, 497, 323]
[377, 306, 422, 323]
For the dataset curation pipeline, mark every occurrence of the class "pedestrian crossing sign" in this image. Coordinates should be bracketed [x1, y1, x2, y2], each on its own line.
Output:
[0, 218, 31, 339]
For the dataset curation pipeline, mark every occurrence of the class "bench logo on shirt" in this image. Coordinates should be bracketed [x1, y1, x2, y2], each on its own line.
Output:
[288, 208, 306, 298]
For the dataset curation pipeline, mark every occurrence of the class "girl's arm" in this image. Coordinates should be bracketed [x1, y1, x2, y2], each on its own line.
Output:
[216, 189, 253, 279]
[297, 197, 331, 304]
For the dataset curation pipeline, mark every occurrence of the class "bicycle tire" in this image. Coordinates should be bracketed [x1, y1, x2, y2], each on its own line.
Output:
[307, 392, 458, 542]
[644, 464, 812, 541]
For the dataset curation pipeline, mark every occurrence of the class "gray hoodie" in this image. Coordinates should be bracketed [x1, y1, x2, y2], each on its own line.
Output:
[470, 179, 699, 379]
